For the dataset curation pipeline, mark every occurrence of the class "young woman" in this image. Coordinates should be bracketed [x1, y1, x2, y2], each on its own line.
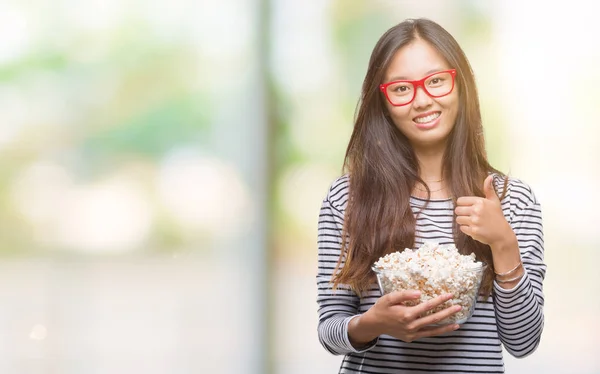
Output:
[316, 18, 546, 373]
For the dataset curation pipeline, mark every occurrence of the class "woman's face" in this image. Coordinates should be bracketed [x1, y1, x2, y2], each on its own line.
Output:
[382, 39, 459, 152]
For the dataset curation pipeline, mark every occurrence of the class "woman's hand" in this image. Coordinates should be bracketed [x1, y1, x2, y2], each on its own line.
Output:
[353, 290, 461, 345]
[453, 175, 525, 288]
[455, 175, 515, 248]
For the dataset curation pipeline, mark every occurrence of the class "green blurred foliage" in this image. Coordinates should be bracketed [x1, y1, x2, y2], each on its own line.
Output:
[0, 11, 214, 256]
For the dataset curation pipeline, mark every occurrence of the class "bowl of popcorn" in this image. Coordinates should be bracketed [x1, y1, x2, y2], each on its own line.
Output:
[372, 241, 486, 325]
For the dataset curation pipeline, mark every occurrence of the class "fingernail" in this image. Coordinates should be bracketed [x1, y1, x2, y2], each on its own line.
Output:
[453, 324, 460, 330]
[454, 306, 462, 311]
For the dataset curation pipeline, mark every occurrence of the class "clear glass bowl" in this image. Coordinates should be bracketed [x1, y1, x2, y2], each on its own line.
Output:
[372, 264, 487, 325]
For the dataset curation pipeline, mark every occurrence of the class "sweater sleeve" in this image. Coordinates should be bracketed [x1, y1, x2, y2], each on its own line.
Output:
[493, 184, 546, 358]
[316, 192, 378, 355]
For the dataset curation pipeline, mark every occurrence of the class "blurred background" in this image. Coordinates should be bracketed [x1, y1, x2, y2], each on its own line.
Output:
[0, 0, 598, 373]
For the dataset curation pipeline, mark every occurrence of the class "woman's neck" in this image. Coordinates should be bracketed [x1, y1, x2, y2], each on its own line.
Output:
[414, 148, 445, 181]
[412, 147, 450, 200]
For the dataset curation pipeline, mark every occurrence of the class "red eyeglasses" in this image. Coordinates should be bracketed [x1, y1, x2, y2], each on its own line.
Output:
[379, 69, 457, 107]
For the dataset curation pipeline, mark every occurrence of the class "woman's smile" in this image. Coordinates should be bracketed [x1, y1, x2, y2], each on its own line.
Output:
[413, 111, 441, 129]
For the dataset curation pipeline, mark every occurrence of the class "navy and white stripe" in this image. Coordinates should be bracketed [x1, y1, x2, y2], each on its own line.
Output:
[316, 174, 546, 373]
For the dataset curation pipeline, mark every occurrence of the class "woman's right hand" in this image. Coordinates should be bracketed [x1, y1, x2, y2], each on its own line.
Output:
[349, 290, 461, 346]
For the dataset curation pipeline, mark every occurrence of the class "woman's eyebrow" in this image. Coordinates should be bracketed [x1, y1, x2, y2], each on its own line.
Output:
[387, 68, 446, 82]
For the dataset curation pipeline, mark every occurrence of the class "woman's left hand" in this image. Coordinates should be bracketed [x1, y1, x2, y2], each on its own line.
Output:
[454, 175, 515, 248]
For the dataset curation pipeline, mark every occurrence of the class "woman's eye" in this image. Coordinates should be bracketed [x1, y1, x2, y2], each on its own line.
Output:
[393, 85, 410, 92]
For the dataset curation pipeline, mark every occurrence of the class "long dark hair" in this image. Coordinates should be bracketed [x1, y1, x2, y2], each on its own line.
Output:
[333, 18, 504, 297]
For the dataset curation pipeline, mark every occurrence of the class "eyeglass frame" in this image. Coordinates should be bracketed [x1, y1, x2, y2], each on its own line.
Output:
[379, 69, 457, 107]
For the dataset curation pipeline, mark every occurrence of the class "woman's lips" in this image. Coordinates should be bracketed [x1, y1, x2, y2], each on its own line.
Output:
[413, 111, 441, 129]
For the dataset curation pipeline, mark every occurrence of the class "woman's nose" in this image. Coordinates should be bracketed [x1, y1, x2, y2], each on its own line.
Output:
[412, 86, 433, 108]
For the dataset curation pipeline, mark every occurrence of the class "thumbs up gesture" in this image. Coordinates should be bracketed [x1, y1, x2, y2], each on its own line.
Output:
[455, 175, 514, 248]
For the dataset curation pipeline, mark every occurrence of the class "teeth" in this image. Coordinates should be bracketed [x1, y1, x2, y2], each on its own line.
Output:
[414, 112, 440, 124]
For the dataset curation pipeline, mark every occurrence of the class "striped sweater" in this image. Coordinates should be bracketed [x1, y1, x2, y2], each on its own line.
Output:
[316, 174, 546, 373]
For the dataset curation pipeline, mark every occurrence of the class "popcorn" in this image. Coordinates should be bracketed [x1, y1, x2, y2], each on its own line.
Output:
[372, 241, 485, 324]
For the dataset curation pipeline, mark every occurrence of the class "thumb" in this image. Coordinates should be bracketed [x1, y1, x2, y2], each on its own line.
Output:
[483, 174, 499, 201]
[385, 290, 421, 305]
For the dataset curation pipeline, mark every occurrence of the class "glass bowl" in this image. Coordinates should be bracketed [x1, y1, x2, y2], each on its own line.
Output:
[372, 264, 487, 325]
